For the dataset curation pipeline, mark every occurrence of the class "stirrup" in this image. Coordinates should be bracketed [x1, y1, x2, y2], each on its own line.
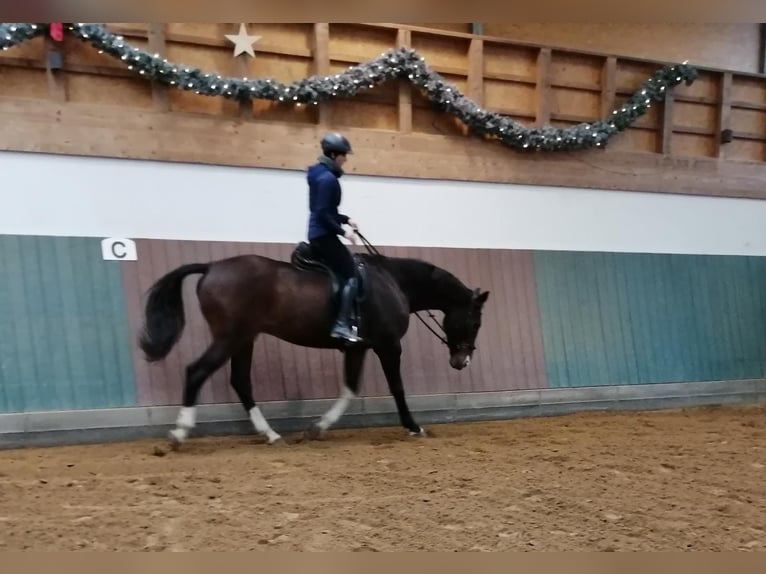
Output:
[331, 324, 363, 343]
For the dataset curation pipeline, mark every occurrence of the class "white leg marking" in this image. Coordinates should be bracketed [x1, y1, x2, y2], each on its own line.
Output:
[317, 387, 356, 431]
[176, 406, 196, 429]
[249, 406, 282, 444]
[169, 407, 196, 443]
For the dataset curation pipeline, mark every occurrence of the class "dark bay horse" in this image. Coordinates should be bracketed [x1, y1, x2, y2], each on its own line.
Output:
[138, 245, 489, 447]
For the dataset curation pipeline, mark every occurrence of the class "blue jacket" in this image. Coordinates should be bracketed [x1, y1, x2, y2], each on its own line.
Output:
[307, 157, 349, 240]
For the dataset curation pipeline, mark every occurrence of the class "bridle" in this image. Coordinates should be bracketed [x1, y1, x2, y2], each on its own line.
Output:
[355, 230, 451, 348]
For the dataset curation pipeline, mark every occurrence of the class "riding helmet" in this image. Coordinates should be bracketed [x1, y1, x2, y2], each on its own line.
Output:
[321, 132, 352, 156]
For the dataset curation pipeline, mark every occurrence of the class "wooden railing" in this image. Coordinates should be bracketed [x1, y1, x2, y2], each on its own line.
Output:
[0, 23, 764, 163]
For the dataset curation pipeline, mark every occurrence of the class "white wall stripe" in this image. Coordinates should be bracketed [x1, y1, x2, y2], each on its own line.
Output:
[2, 150, 766, 256]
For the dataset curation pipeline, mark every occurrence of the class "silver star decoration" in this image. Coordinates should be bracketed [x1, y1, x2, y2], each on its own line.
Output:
[225, 23, 261, 58]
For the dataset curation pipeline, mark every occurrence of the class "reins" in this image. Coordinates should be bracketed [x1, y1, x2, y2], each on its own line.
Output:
[355, 230, 449, 347]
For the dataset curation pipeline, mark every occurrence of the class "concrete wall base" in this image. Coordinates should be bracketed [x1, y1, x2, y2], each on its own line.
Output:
[2, 379, 765, 449]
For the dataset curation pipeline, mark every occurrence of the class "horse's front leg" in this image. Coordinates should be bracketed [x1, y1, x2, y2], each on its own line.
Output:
[303, 347, 367, 440]
[375, 342, 426, 437]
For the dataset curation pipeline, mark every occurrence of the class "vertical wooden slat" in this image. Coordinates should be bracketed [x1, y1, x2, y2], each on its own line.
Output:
[460, 39, 485, 137]
[661, 89, 674, 155]
[147, 23, 170, 112]
[314, 23, 331, 127]
[601, 56, 617, 117]
[44, 37, 67, 102]
[760, 24, 766, 75]
[397, 28, 412, 134]
[468, 38, 484, 106]
[536, 48, 552, 127]
[717, 71, 733, 159]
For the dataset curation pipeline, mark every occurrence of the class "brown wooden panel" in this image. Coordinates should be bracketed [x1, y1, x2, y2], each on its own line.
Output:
[550, 87, 600, 120]
[484, 79, 536, 117]
[607, 127, 659, 154]
[419, 24, 473, 34]
[62, 35, 148, 72]
[483, 43, 537, 81]
[0, 67, 48, 99]
[731, 108, 766, 136]
[329, 24, 397, 63]
[550, 51, 603, 90]
[410, 32, 470, 72]
[0, 35, 45, 62]
[615, 60, 659, 93]
[732, 75, 766, 105]
[252, 99, 319, 125]
[67, 73, 154, 109]
[165, 23, 313, 55]
[123, 240, 549, 405]
[672, 70, 720, 102]
[674, 101, 718, 131]
[672, 133, 716, 158]
[483, 24, 760, 74]
[3, 98, 766, 199]
[728, 140, 766, 162]
[331, 99, 398, 131]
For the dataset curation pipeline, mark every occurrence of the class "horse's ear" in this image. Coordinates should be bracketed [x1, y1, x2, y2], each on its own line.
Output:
[476, 290, 490, 304]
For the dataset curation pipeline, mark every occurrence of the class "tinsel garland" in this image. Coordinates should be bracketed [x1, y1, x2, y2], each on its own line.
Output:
[0, 22, 699, 151]
[0, 23, 44, 49]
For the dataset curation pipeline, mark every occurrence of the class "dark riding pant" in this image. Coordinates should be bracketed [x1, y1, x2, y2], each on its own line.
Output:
[309, 234, 355, 282]
[309, 234, 362, 343]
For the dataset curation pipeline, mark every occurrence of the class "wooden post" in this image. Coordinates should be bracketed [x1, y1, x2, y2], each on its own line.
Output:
[313, 23, 331, 127]
[760, 24, 766, 75]
[536, 48, 552, 127]
[661, 89, 674, 155]
[44, 36, 67, 102]
[717, 71, 733, 159]
[468, 38, 484, 106]
[463, 38, 485, 137]
[147, 23, 169, 112]
[601, 56, 617, 117]
[397, 28, 412, 134]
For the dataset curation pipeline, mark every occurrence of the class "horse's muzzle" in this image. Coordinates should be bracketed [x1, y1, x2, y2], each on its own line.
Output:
[449, 352, 472, 370]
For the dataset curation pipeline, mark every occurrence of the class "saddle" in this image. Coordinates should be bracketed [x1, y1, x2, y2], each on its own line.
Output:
[290, 242, 367, 303]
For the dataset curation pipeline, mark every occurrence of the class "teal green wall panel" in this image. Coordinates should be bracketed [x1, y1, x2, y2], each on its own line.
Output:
[534, 251, 766, 388]
[0, 235, 136, 413]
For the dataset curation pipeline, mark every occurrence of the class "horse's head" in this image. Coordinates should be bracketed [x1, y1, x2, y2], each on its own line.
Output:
[442, 288, 490, 370]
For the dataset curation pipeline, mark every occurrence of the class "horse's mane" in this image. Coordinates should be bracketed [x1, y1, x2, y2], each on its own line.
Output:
[360, 253, 471, 306]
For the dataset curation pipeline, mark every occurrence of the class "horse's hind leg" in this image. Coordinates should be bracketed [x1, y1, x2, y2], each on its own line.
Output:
[303, 347, 367, 440]
[228, 339, 284, 445]
[169, 339, 233, 447]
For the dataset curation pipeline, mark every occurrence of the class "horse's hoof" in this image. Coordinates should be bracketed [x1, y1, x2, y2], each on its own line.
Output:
[409, 427, 428, 438]
[168, 429, 185, 450]
[302, 425, 324, 442]
[269, 437, 289, 447]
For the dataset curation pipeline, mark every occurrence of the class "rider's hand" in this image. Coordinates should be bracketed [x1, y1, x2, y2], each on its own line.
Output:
[347, 219, 359, 231]
[344, 228, 359, 244]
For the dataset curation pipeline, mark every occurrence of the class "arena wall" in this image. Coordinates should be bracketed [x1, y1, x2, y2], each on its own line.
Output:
[2, 22, 766, 447]
[1, 150, 765, 447]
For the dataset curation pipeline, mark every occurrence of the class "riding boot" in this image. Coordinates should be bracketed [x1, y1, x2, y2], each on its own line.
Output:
[331, 277, 363, 343]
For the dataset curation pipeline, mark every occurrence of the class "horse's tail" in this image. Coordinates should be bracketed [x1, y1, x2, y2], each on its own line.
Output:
[138, 263, 210, 362]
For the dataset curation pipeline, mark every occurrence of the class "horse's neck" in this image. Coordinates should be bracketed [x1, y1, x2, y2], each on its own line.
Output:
[381, 257, 471, 312]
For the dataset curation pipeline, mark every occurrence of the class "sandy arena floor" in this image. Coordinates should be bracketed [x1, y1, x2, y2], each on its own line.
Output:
[0, 404, 765, 551]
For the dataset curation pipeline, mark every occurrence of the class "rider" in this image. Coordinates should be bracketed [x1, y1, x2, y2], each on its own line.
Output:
[307, 132, 363, 343]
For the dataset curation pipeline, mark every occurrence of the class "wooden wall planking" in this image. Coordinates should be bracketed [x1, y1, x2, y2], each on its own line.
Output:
[483, 24, 761, 75]
[1, 23, 766, 195]
[120, 239, 548, 406]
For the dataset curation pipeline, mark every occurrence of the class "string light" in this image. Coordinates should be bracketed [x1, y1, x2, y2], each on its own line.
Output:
[0, 22, 699, 152]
